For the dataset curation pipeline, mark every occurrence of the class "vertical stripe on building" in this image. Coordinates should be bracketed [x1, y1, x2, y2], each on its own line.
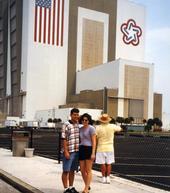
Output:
[34, 0, 65, 46]
[61, 0, 65, 46]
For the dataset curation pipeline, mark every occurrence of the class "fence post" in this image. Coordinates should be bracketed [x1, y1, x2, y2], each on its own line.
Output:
[58, 129, 62, 164]
[10, 127, 13, 151]
[30, 127, 33, 148]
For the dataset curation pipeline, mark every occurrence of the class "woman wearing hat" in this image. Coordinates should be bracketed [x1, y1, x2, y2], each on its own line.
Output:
[95, 114, 122, 184]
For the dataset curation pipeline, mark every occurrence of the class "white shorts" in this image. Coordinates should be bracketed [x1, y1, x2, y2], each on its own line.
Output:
[95, 152, 115, 164]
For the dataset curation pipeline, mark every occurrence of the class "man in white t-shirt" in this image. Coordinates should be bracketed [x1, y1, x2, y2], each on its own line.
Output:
[95, 114, 122, 184]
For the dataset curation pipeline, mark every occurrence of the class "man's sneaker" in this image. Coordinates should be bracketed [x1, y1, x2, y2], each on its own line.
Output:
[63, 188, 70, 193]
[106, 176, 110, 184]
[102, 176, 106, 183]
[69, 187, 79, 193]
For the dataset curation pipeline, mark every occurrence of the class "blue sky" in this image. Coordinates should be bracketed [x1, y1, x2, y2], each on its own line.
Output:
[130, 0, 170, 114]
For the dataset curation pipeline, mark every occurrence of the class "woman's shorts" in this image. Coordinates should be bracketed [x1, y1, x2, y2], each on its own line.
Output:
[79, 145, 92, 160]
[95, 152, 115, 164]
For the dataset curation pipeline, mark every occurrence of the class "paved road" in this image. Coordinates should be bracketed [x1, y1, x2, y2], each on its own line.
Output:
[113, 134, 170, 191]
[0, 178, 21, 193]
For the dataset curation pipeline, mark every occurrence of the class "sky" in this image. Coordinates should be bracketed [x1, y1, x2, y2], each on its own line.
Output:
[130, 0, 170, 114]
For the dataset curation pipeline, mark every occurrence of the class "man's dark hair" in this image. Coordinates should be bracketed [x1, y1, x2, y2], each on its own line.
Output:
[70, 108, 79, 115]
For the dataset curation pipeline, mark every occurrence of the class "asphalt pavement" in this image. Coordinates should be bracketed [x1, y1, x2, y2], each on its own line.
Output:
[0, 148, 169, 193]
[0, 178, 21, 193]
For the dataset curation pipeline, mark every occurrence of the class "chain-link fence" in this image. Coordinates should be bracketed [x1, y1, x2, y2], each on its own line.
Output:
[0, 127, 170, 190]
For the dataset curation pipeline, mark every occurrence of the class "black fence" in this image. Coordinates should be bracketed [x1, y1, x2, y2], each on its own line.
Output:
[0, 127, 170, 191]
[0, 127, 62, 162]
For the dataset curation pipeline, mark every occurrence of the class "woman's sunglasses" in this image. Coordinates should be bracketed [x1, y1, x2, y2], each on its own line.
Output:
[82, 118, 88, 122]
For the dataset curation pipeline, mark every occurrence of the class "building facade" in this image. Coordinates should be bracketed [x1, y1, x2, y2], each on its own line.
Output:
[0, 0, 23, 117]
[0, 0, 162, 122]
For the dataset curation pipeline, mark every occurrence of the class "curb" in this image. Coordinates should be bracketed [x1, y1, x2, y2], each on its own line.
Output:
[0, 169, 43, 193]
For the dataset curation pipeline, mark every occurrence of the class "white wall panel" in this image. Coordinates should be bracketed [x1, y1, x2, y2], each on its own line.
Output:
[76, 60, 120, 93]
[21, 0, 69, 120]
[116, 0, 145, 62]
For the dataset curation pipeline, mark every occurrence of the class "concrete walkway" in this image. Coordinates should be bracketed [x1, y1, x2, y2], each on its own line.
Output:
[0, 148, 169, 193]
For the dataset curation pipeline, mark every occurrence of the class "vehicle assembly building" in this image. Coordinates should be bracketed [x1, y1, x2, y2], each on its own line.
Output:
[0, 0, 162, 122]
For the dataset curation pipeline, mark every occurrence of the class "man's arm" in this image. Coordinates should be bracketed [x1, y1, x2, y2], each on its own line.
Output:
[62, 139, 70, 159]
[61, 123, 70, 159]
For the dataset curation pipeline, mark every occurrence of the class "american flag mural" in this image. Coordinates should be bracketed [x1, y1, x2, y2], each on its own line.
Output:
[34, 0, 65, 46]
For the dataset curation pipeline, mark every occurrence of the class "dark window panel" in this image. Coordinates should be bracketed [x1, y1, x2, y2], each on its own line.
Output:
[0, 65, 4, 77]
[0, 42, 3, 53]
[0, 88, 4, 98]
[10, 3, 16, 19]
[0, 54, 3, 65]
[11, 72, 17, 84]
[11, 57, 17, 71]
[11, 44, 16, 58]
[0, 20, 2, 30]
[0, 31, 3, 41]
[11, 84, 19, 96]
[10, 17, 16, 32]
[0, 77, 4, 89]
[11, 30, 16, 45]
[10, 0, 16, 7]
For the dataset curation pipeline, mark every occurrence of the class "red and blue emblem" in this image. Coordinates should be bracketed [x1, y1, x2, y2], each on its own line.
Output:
[121, 19, 142, 46]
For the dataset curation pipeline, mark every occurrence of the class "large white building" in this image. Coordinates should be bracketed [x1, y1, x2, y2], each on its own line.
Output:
[0, 0, 162, 122]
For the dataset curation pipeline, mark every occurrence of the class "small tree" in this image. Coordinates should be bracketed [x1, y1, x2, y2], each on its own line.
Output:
[124, 117, 131, 124]
[143, 119, 147, 125]
[144, 125, 150, 132]
[110, 117, 116, 124]
[144, 118, 154, 132]
[57, 118, 62, 123]
[121, 125, 127, 132]
[53, 118, 58, 123]
[47, 118, 53, 123]
[116, 116, 124, 126]
[94, 120, 100, 125]
[129, 117, 134, 124]
[153, 118, 162, 132]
